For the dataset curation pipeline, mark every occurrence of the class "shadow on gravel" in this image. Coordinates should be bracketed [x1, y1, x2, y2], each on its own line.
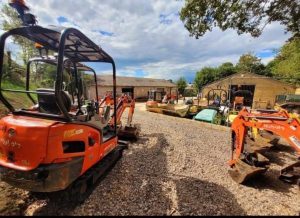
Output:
[260, 144, 297, 167]
[135, 133, 245, 215]
[82, 132, 245, 216]
[23, 132, 245, 216]
[174, 178, 246, 216]
[243, 169, 296, 194]
[271, 143, 296, 154]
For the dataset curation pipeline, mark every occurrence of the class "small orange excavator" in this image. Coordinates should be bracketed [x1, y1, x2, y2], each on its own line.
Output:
[97, 92, 138, 141]
[229, 108, 300, 186]
[0, 23, 138, 198]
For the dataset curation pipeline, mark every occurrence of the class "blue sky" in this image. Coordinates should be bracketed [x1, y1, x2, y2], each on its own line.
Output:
[0, 1, 291, 83]
[256, 49, 278, 59]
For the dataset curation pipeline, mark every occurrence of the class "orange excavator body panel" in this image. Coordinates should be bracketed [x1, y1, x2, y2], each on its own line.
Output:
[0, 115, 57, 171]
[0, 114, 118, 192]
[46, 123, 117, 174]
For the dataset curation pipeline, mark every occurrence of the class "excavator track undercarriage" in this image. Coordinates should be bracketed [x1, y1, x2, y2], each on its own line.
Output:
[35, 144, 128, 203]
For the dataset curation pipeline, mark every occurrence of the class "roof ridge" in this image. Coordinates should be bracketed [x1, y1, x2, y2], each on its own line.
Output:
[94, 75, 176, 87]
[202, 72, 297, 88]
[97, 74, 170, 81]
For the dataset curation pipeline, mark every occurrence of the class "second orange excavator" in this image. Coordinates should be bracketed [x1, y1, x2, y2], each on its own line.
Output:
[97, 92, 139, 141]
[229, 108, 300, 186]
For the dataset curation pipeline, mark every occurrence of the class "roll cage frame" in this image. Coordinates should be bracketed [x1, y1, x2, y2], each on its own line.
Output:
[26, 57, 99, 108]
[0, 26, 117, 133]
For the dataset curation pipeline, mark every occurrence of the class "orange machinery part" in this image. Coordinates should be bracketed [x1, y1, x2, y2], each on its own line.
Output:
[230, 108, 300, 167]
[0, 115, 117, 173]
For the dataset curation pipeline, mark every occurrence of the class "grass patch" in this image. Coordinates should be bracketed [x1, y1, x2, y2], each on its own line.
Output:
[0, 80, 38, 113]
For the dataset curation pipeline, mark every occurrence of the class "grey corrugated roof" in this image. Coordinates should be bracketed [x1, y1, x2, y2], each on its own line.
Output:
[96, 75, 176, 87]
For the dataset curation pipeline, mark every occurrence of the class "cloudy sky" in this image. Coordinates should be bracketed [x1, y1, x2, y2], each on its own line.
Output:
[1, 0, 291, 82]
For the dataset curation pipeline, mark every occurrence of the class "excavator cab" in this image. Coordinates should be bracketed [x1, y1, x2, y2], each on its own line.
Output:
[0, 25, 128, 194]
[25, 56, 102, 122]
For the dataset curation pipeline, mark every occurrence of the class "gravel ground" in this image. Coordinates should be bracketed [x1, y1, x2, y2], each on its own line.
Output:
[0, 103, 299, 215]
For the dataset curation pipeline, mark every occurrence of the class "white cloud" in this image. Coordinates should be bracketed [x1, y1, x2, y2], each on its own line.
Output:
[1, 0, 291, 81]
[261, 57, 275, 65]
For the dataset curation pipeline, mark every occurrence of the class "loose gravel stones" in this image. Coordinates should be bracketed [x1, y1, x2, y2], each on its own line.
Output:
[0, 103, 299, 215]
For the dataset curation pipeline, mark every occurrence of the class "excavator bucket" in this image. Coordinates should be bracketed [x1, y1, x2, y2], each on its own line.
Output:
[117, 125, 139, 141]
[279, 161, 300, 185]
[228, 158, 267, 184]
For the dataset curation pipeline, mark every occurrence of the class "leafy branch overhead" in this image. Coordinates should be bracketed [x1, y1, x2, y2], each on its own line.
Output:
[180, 0, 300, 38]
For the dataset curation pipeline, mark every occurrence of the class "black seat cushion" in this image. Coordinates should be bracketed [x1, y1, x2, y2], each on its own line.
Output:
[37, 89, 72, 114]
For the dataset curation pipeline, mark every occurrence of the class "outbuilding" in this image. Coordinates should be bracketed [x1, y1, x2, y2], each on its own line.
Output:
[201, 72, 298, 109]
[88, 75, 177, 101]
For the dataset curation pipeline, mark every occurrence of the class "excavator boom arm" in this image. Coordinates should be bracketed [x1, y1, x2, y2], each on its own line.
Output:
[232, 108, 300, 163]
[109, 94, 135, 127]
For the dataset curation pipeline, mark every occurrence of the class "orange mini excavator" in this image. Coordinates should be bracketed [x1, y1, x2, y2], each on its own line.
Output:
[0, 24, 138, 197]
[95, 92, 138, 141]
[229, 108, 300, 186]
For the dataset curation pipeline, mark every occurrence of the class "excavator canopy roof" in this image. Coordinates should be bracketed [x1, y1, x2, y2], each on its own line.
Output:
[3, 25, 113, 63]
[28, 56, 96, 72]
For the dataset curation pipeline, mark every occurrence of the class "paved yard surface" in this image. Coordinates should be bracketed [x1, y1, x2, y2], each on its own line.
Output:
[0, 103, 299, 215]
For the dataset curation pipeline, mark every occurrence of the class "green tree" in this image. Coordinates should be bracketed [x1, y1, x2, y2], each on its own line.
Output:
[176, 77, 188, 95]
[194, 67, 218, 91]
[1, 4, 38, 65]
[180, 0, 300, 39]
[270, 37, 300, 85]
[236, 53, 260, 72]
[216, 62, 237, 79]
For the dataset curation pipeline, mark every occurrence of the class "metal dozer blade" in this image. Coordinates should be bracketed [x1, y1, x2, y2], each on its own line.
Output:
[117, 125, 139, 141]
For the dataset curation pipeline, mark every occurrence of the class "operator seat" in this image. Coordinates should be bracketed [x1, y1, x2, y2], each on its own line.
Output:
[37, 88, 72, 114]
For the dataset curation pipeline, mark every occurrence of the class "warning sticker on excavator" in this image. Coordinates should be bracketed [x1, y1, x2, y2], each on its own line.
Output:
[64, 129, 84, 138]
[290, 136, 300, 148]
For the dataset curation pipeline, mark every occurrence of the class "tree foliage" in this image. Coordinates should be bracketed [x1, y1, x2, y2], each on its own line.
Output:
[237, 53, 274, 76]
[269, 37, 300, 85]
[176, 77, 188, 95]
[215, 62, 237, 79]
[236, 53, 261, 72]
[193, 43, 300, 91]
[180, 0, 300, 39]
[194, 63, 237, 91]
[194, 67, 217, 91]
[1, 5, 38, 65]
